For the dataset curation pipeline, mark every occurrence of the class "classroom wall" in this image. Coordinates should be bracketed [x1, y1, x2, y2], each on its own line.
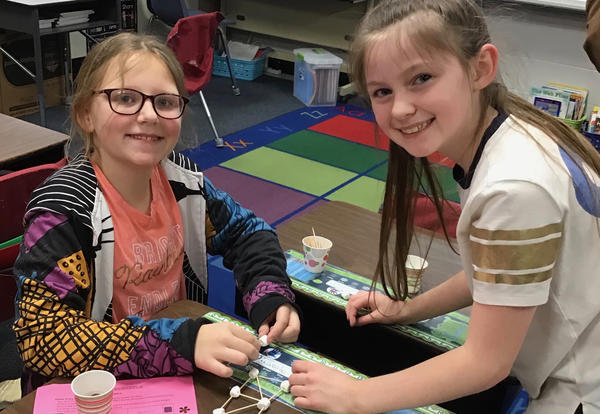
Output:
[484, 1, 600, 115]
[74, 1, 600, 115]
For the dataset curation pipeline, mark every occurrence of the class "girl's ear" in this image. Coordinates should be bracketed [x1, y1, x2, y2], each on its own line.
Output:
[471, 43, 498, 91]
[76, 107, 94, 134]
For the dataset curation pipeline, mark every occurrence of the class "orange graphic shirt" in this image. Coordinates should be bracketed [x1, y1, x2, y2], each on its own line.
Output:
[93, 163, 186, 322]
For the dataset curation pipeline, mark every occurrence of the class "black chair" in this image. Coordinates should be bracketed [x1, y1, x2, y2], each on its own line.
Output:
[147, 0, 240, 147]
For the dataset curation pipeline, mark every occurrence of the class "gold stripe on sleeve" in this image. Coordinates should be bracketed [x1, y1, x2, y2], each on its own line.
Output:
[471, 236, 561, 271]
[471, 222, 563, 241]
[473, 269, 553, 285]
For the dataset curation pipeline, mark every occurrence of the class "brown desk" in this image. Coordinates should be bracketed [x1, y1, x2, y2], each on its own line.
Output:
[276, 201, 520, 414]
[276, 200, 464, 293]
[0, 113, 68, 170]
[3, 301, 299, 414]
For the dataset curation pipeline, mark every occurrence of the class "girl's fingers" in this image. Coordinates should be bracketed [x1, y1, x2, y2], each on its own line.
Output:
[354, 311, 378, 326]
[346, 291, 370, 325]
[288, 372, 310, 388]
[292, 396, 315, 410]
[258, 323, 270, 338]
[279, 310, 301, 342]
[216, 347, 251, 367]
[203, 358, 234, 378]
[267, 305, 290, 342]
[291, 359, 312, 374]
[229, 323, 261, 346]
[224, 332, 260, 360]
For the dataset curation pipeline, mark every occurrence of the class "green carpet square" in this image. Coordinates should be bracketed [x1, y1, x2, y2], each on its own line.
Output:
[326, 176, 386, 212]
[366, 162, 388, 181]
[418, 164, 460, 203]
[367, 163, 459, 203]
[221, 147, 357, 196]
[268, 130, 388, 173]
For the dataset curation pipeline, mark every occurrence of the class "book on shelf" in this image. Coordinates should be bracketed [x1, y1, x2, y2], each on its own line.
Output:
[529, 83, 588, 120]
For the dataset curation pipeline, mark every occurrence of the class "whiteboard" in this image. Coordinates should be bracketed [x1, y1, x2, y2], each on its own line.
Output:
[510, 0, 585, 12]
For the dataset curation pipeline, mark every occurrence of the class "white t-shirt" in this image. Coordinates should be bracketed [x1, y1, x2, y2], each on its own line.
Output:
[454, 114, 600, 413]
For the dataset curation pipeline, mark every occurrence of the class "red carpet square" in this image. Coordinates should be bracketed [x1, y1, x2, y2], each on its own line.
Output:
[310, 115, 456, 168]
[309, 115, 390, 150]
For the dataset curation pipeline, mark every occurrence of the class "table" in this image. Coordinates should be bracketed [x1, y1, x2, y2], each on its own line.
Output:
[0, 113, 68, 170]
[276, 200, 464, 293]
[2, 300, 300, 414]
[276, 201, 521, 414]
[0, 0, 121, 126]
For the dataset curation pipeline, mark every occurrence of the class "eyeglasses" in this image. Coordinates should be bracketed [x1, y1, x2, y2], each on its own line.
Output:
[94, 88, 189, 119]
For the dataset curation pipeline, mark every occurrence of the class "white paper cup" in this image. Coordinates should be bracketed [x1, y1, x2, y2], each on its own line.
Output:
[71, 370, 116, 414]
[405, 254, 428, 296]
[302, 235, 333, 273]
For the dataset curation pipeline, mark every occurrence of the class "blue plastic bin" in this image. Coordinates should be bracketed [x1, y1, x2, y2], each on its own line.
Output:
[212, 54, 265, 81]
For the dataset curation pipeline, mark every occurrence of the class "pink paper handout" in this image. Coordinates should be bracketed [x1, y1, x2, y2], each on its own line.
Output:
[34, 375, 198, 414]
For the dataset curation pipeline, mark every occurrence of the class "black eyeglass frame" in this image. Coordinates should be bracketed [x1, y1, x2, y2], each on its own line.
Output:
[94, 88, 190, 119]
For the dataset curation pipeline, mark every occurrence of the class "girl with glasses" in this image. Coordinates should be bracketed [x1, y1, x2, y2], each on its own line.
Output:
[12, 32, 301, 391]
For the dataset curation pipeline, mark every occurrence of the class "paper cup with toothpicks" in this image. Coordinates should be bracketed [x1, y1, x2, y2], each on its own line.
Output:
[302, 235, 332, 273]
[405, 254, 428, 297]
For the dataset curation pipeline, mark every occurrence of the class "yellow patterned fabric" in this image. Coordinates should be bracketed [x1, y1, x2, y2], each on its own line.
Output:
[58, 250, 90, 289]
[14, 278, 145, 377]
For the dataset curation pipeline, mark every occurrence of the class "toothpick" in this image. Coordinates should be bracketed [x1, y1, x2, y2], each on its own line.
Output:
[311, 227, 320, 248]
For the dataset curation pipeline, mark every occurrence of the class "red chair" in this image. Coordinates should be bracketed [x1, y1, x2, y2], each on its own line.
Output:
[0, 158, 67, 271]
[167, 11, 237, 148]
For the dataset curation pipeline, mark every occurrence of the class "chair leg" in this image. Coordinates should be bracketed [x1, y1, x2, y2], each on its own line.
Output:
[216, 26, 241, 96]
[199, 91, 224, 148]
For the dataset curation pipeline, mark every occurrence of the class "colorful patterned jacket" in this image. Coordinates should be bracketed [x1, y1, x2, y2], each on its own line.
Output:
[12, 152, 296, 387]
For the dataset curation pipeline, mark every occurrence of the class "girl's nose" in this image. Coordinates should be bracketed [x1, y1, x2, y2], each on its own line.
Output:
[391, 95, 416, 119]
[137, 98, 158, 123]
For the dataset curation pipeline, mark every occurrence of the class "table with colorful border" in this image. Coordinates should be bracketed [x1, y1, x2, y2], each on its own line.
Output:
[275, 201, 522, 414]
[2, 300, 452, 414]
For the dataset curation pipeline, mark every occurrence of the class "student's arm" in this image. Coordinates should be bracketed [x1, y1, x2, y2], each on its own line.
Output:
[12, 212, 203, 379]
[291, 302, 536, 414]
[293, 180, 562, 413]
[202, 177, 300, 339]
[346, 270, 472, 327]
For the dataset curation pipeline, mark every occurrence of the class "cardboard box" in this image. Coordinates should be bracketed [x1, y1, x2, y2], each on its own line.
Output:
[0, 35, 65, 117]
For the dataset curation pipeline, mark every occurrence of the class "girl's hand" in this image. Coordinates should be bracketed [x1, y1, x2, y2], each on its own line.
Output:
[346, 291, 407, 327]
[258, 304, 300, 344]
[289, 360, 365, 414]
[194, 322, 260, 377]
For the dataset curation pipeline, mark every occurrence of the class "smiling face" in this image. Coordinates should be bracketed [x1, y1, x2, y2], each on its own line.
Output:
[365, 27, 482, 165]
[80, 52, 182, 174]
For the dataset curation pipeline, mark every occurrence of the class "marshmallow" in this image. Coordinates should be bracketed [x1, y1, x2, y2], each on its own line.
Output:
[280, 380, 290, 393]
[257, 397, 271, 410]
[259, 335, 269, 347]
[341, 292, 352, 300]
[229, 385, 241, 398]
[248, 367, 259, 379]
[213, 409, 225, 414]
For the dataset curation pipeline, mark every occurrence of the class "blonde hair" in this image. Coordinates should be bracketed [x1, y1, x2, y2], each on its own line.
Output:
[69, 32, 187, 157]
[351, 0, 600, 300]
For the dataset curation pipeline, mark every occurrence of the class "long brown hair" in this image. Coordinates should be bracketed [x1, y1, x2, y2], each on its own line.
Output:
[351, 0, 600, 300]
[69, 32, 187, 157]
